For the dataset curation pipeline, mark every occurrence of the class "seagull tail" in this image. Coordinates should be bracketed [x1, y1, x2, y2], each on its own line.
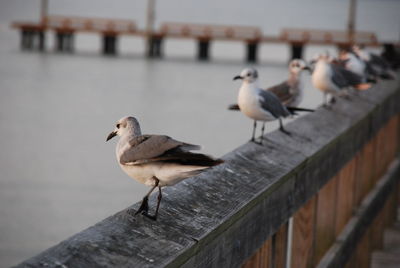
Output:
[286, 106, 315, 113]
[228, 103, 240, 111]
[181, 143, 202, 151]
[354, 83, 372, 91]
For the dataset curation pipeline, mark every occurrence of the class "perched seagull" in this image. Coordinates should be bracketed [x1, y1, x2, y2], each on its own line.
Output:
[106, 116, 223, 220]
[311, 54, 371, 106]
[228, 59, 313, 112]
[338, 50, 368, 81]
[233, 68, 291, 143]
[352, 45, 396, 80]
[267, 59, 311, 107]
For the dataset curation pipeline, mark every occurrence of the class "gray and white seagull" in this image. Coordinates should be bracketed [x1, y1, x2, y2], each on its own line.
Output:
[233, 68, 291, 144]
[106, 116, 223, 220]
[311, 54, 371, 106]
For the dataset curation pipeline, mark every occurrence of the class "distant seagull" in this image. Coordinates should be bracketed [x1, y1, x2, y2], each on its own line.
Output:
[233, 68, 291, 143]
[352, 45, 396, 80]
[106, 116, 223, 220]
[267, 59, 311, 107]
[338, 50, 368, 81]
[311, 54, 371, 106]
[228, 59, 313, 111]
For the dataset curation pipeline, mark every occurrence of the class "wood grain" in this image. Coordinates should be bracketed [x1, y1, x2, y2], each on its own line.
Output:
[291, 196, 317, 268]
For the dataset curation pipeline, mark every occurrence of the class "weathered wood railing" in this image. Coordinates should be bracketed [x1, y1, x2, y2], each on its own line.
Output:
[14, 78, 400, 268]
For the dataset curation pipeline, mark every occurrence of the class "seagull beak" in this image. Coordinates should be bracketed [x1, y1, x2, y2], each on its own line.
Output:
[106, 131, 117, 141]
[233, 75, 243, 81]
[303, 65, 312, 73]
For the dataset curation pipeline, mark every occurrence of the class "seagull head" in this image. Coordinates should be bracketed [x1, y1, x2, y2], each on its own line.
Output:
[233, 68, 258, 83]
[309, 53, 333, 65]
[106, 116, 142, 141]
[289, 59, 311, 74]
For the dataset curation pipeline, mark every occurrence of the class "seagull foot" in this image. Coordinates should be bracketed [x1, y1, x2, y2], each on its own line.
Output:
[135, 196, 149, 215]
[250, 139, 263, 145]
[141, 212, 157, 221]
[279, 127, 292, 136]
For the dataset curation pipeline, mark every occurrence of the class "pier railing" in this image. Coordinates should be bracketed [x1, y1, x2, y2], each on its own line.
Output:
[12, 16, 387, 61]
[15, 78, 400, 268]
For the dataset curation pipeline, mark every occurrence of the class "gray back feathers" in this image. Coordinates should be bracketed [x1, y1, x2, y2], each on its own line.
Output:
[258, 89, 291, 118]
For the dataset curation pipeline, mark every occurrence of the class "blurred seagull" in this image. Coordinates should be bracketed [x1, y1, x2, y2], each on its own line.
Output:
[233, 68, 291, 143]
[106, 116, 223, 220]
[311, 54, 371, 107]
[352, 45, 396, 80]
[267, 59, 311, 107]
[228, 60, 313, 117]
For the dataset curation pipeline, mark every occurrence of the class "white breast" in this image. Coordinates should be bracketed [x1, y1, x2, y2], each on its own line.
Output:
[312, 61, 339, 93]
[238, 84, 276, 121]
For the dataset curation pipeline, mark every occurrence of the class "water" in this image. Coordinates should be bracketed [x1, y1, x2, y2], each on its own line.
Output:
[0, 0, 399, 267]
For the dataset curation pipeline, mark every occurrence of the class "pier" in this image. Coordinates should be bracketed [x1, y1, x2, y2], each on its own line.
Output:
[11, 15, 384, 62]
[13, 77, 400, 267]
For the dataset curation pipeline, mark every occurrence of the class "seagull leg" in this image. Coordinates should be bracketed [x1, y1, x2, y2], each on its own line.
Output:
[279, 118, 291, 135]
[259, 122, 266, 144]
[135, 178, 158, 216]
[142, 178, 161, 221]
[322, 92, 328, 107]
[152, 186, 163, 221]
[250, 121, 257, 142]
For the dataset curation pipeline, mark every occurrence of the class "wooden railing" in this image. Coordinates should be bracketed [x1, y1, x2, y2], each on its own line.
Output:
[280, 28, 378, 45]
[159, 22, 262, 41]
[14, 78, 400, 268]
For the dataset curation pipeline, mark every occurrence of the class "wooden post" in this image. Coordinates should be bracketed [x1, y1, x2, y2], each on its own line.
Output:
[148, 36, 163, 58]
[290, 43, 304, 60]
[347, 0, 357, 45]
[38, 0, 48, 51]
[40, 0, 48, 24]
[246, 42, 258, 63]
[38, 31, 45, 51]
[103, 35, 117, 55]
[197, 39, 210, 60]
[145, 0, 156, 58]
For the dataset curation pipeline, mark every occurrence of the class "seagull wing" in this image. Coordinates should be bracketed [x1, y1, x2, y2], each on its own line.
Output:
[119, 135, 201, 165]
[258, 89, 290, 118]
[331, 64, 363, 87]
[267, 81, 294, 106]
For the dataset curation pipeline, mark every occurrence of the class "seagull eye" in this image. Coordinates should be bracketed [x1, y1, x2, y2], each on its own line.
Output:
[247, 73, 251, 77]
[116, 123, 120, 129]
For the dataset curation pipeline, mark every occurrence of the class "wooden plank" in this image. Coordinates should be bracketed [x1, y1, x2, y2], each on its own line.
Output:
[14, 81, 400, 268]
[370, 206, 385, 250]
[274, 223, 288, 268]
[316, 159, 400, 268]
[355, 228, 372, 268]
[335, 159, 357, 236]
[355, 138, 376, 206]
[291, 196, 317, 268]
[314, 176, 338, 264]
[242, 238, 271, 268]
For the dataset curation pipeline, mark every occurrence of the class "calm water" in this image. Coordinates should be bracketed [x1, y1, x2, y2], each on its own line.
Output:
[0, 0, 399, 267]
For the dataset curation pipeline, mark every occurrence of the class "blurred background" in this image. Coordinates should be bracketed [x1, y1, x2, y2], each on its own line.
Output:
[0, 0, 399, 267]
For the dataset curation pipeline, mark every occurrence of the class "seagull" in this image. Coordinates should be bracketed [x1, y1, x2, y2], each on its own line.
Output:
[233, 68, 291, 143]
[228, 59, 313, 112]
[267, 59, 311, 107]
[338, 50, 368, 81]
[106, 116, 223, 220]
[352, 45, 396, 80]
[311, 54, 371, 106]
